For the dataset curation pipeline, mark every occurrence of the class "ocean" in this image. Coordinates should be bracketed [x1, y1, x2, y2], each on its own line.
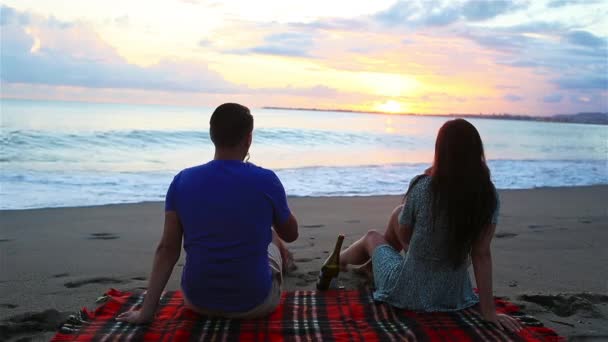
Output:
[1, 99, 606, 210]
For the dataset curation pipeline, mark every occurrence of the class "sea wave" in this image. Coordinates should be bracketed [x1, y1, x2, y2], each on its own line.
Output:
[1, 160, 606, 210]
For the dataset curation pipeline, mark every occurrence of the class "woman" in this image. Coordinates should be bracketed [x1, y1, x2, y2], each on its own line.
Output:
[340, 119, 522, 332]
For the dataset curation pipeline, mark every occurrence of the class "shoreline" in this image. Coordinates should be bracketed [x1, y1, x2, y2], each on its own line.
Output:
[2, 184, 607, 212]
[1, 185, 607, 339]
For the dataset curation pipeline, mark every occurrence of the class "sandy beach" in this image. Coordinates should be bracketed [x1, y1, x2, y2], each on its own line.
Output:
[1, 185, 607, 340]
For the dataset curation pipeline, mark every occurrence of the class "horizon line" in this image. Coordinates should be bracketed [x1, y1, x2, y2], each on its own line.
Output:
[2, 97, 606, 120]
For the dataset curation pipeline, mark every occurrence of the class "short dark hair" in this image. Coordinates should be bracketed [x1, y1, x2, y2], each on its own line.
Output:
[209, 103, 253, 148]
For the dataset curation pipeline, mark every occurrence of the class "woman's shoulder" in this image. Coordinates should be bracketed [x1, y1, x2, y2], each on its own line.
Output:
[404, 174, 431, 202]
[409, 174, 431, 191]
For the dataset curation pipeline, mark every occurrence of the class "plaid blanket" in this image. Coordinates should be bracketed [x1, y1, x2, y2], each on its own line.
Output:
[51, 289, 563, 341]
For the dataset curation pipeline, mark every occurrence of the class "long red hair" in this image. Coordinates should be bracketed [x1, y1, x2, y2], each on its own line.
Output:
[430, 119, 497, 268]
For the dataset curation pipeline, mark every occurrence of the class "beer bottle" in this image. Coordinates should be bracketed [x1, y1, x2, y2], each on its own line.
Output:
[316, 234, 345, 290]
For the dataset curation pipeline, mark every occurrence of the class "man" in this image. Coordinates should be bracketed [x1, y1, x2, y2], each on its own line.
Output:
[117, 103, 298, 323]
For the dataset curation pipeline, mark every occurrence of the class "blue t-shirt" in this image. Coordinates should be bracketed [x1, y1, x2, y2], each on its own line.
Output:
[165, 160, 291, 312]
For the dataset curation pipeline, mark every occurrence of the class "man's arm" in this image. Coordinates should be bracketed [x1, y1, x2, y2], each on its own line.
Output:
[274, 213, 298, 243]
[116, 211, 183, 324]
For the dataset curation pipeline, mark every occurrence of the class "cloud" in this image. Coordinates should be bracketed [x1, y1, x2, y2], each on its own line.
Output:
[249, 32, 314, 57]
[113, 15, 129, 27]
[547, 0, 601, 8]
[1, 5, 29, 26]
[504, 94, 524, 102]
[569, 94, 602, 105]
[290, 18, 369, 32]
[505, 21, 571, 33]
[543, 94, 563, 103]
[495, 85, 520, 90]
[256, 85, 339, 97]
[374, 0, 528, 28]
[555, 77, 607, 90]
[499, 59, 544, 68]
[460, 30, 532, 52]
[564, 30, 606, 48]
[198, 38, 212, 47]
[460, 0, 526, 21]
[457, 21, 606, 95]
[0, 6, 237, 93]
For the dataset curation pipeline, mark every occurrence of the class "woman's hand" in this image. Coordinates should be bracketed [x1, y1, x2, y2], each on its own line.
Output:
[116, 309, 154, 324]
[484, 312, 523, 333]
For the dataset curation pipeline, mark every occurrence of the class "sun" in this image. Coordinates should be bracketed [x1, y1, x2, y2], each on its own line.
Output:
[375, 100, 403, 114]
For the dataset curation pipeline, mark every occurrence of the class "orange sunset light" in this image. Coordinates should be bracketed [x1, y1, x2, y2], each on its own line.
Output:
[375, 100, 405, 114]
[0, 0, 604, 115]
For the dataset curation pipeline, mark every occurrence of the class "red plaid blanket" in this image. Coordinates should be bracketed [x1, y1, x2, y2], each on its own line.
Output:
[51, 289, 563, 341]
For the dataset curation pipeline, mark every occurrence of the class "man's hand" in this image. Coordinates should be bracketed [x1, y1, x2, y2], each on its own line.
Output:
[116, 309, 153, 324]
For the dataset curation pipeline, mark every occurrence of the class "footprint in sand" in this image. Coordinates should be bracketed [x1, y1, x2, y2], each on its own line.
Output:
[294, 258, 314, 263]
[495, 232, 518, 239]
[88, 233, 120, 240]
[0, 303, 18, 309]
[64, 277, 126, 289]
[287, 272, 317, 281]
[290, 241, 315, 250]
[131, 276, 146, 281]
[528, 224, 550, 230]
[1, 310, 70, 340]
[52, 273, 70, 278]
[302, 224, 325, 229]
[518, 293, 608, 318]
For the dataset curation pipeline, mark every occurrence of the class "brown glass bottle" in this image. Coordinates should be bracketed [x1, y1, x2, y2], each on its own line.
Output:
[316, 234, 345, 290]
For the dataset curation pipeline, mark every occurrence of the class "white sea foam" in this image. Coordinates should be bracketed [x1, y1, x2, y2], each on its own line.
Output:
[1, 99, 606, 209]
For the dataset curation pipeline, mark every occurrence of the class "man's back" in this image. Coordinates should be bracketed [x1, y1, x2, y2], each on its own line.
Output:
[165, 159, 291, 312]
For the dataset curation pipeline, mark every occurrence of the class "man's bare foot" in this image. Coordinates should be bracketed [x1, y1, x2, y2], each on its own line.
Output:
[282, 249, 297, 274]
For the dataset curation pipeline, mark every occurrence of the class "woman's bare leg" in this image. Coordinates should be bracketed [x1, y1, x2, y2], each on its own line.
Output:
[384, 205, 406, 252]
[340, 204, 404, 275]
[339, 230, 387, 270]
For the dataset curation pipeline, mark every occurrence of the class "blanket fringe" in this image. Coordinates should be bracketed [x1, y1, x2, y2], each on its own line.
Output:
[58, 308, 90, 334]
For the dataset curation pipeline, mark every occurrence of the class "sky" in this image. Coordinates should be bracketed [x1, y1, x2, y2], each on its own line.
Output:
[0, 0, 607, 115]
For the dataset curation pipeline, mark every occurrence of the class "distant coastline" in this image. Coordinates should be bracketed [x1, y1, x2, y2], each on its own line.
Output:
[263, 106, 608, 125]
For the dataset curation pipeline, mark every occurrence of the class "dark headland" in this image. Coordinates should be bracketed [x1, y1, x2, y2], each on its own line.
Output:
[263, 107, 608, 125]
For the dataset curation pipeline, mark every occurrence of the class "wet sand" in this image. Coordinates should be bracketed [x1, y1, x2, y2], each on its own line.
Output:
[1, 186, 607, 340]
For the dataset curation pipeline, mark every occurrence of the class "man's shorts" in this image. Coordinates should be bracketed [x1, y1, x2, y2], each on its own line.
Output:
[184, 243, 283, 319]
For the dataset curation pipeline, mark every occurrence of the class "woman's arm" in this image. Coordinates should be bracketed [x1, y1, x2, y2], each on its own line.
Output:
[397, 223, 413, 251]
[117, 211, 183, 324]
[472, 224, 522, 332]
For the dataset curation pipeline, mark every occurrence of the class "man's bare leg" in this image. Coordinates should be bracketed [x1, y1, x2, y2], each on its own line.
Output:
[272, 229, 296, 274]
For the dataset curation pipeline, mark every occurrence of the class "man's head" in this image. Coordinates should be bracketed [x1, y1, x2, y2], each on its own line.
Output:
[210, 103, 253, 152]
